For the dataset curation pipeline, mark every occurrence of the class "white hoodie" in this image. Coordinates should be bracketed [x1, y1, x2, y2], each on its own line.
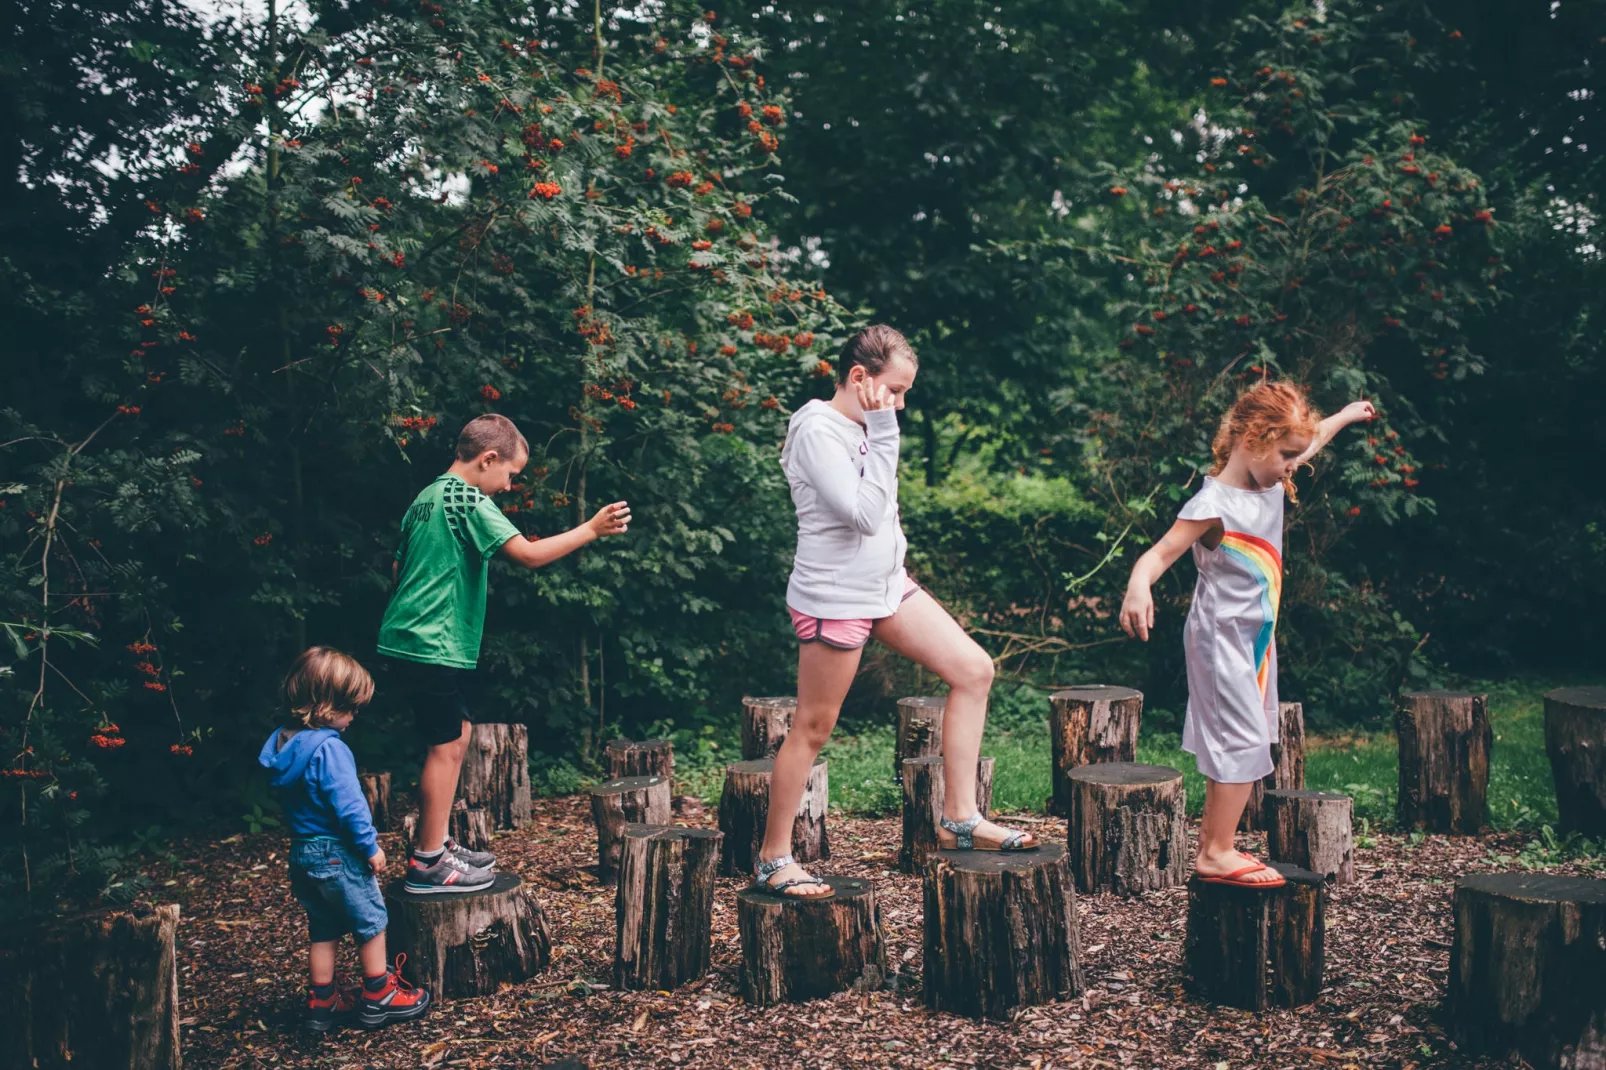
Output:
[780, 399, 908, 619]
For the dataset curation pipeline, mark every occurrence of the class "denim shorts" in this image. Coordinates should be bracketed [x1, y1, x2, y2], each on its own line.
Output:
[289, 837, 389, 944]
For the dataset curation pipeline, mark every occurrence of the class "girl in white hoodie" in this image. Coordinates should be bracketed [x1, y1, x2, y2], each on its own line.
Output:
[754, 326, 1040, 900]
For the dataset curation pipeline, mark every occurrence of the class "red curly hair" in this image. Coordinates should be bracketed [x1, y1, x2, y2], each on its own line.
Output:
[1209, 380, 1322, 501]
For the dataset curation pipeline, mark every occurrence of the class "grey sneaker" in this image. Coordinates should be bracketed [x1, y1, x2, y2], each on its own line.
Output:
[404, 849, 494, 894]
[444, 836, 496, 870]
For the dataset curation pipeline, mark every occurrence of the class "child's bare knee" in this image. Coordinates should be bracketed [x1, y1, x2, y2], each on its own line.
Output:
[948, 649, 995, 695]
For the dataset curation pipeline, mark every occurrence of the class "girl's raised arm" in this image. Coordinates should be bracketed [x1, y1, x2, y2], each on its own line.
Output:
[1119, 518, 1219, 641]
[1293, 400, 1376, 466]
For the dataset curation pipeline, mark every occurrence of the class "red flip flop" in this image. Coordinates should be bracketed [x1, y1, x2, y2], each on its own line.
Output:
[1195, 861, 1286, 888]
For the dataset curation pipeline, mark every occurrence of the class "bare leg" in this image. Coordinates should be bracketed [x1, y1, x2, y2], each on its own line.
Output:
[358, 932, 389, 978]
[416, 720, 471, 855]
[309, 940, 338, 986]
[1195, 778, 1280, 881]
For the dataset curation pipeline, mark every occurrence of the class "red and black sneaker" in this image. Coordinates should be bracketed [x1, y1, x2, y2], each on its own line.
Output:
[358, 955, 432, 1030]
[304, 984, 358, 1033]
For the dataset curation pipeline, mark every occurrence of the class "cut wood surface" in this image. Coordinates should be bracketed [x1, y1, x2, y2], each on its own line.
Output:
[1066, 762, 1186, 896]
[384, 872, 551, 999]
[735, 875, 886, 1006]
[1048, 686, 1142, 815]
[1263, 789, 1354, 885]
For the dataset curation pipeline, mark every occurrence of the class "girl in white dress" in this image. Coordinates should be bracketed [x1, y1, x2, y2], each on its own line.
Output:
[1120, 381, 1374, 886]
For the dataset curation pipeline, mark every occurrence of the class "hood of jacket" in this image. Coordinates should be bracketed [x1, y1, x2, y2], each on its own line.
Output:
[257, 726, 340, 788]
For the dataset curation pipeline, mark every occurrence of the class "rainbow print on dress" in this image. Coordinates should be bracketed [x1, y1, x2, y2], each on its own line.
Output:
[1219, 530, 1283, 697]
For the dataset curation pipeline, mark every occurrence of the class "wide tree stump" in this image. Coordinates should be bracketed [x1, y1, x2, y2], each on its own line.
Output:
[460, 722, 531, 830]
[1263, 789, 1354, 886]
[1544, 686, 1606, 837]
[1396, 691, 1491, 834]
[894, 696, 946, 781]
[589, 775, 672, 883]
[0, 903, 181, 1070]
[360, 771, 392, 833]
[740, 696, 796, 760]
[605, 738, 674, 782]
[899, 755, 995, 874]
[1447, 873, 1606, 1068]
[384, 872, 550, 999]
[1066, 762, 1186, 896]
[401, 800, 493, 855]
[1184, 863, 1325, 1011]
[1048, 685, 1142, 815]
[1240, 701, 1307, 831]
[717, 757, 829, 877]
[923, 844, 1084, 1019]
[614, 824, 722, 991]
[736, 875, 886, 1005]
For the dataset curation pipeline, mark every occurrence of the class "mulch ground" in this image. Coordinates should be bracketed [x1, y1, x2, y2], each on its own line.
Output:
[152, 794, 1581, 1069]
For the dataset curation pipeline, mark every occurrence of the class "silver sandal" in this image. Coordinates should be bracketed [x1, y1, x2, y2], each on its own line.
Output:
[751, 854, 835, 899]
[938, 812, 1039, 852]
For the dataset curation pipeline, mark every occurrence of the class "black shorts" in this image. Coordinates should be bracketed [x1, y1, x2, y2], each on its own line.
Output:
[384, 657, 477, 747]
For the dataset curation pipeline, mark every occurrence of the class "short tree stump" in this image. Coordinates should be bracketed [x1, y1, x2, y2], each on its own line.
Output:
[1239, 701, 1306, 831]
[736, 876, 886, 1006]
[604, 738, 674, 782]
[1048, 685, 1142, 815]
[900, 754, 995, 874]
[717, 757, 828, 877]
[614, 824, 722, 991]
[401, 800, 493, 855]
[360, 771, 392, 833]
[460, 722, 532, 830]
[894, 696, 946, 780]
[1544, 686, 1606, 837]
[1184, 863, 1325, 1011]
[740, 696, 796, 760]
[1263, 789, 1354, 886]
[1396, 690, 1491, 834]
[384, 872, 551, 999]
[1066, 762, 1186, 896]
[589, 775, 672, 883]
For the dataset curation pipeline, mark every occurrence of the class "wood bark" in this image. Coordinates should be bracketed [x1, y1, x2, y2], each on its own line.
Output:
[740, 696, 796, 760]
[1447, 872, 1606, 1068]
[1395, 691, 1491, 834]
[1184, 862, 1325, 1011]
[1263, 789, 1354, 886]
[1240, 701, 1307, 831]
[736, 875, 886, 1005]
[717, 758, 829, 877]
[1066, 762, 1187, 896]
[899, 755, 995, 874]
[401, 800, 494, 854]
[1048, 686, 1142, 815]
[588, 775, 672, 884]
[459, 722, 531, 830]
[384, 872, 550, 999]
[604, 738, 674, 782]
[360, 771, 392, 833]
[922, 844, 1084, 1019]
[1544, 686, 1606, 837]
[614, 824, 722, 991]
[894, 697, 946, 781]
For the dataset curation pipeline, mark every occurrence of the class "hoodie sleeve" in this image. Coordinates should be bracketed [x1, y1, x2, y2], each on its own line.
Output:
[789, 408, 900, 536]
[307, 738, 379, 859]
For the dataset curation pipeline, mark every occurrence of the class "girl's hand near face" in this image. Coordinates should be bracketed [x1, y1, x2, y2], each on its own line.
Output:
[855, 377, 895, 412]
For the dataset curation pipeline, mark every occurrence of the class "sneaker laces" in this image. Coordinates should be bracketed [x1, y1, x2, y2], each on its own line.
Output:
[438, 850, 471, 873]
[390, 954, 419, 995]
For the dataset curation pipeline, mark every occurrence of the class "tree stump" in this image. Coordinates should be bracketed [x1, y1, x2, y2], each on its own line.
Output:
[923, 844, 1084, 1019]
[740, 696, 796, 760]
[589, 775, 672, 883]
[614, 824, 722, 991]
[1048, 685, 1142, 815]
[717, 757, 829, 877]
[1240, 701, 1307, 831]
[1184, 862, 1325, 1011]
[460, 722, 531, 830]
[401, 800, 494, 855]
[360, 771, 392, 833]
[605, 738, 674, 782]
[900, 755, 995, 874]
[1447, 873, 1606, 1068]
[1066, 762, 1187, 896]
[894, 696, 946, 781]
[384, 872, 551, 999]
[1544, 686, 1606, 837]
[1263, 789, 1354, 886]
[735, 876, 886, 1005]
[1396, 691, 1491, 834]
[0, 903, 181, 1070]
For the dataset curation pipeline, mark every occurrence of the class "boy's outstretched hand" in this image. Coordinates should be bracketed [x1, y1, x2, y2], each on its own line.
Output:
[369, 847, 387, 874]
[588, 501, 631, 538]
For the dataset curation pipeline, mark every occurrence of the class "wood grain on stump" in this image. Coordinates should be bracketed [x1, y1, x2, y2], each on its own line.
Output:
[459, 722, 531, 830]
[899, 755, 995, 874]
[614, 824, 722, 991]
[894, 696, 946, 781]
[1048, 686, 1142, 815]
[1263, 789, 1354, 886]
[588, 775, 672, 883]
[717, 757, 828, 877]
[740, 696, 796, 760]
[736, 875, 886, 1006]
[1240, 702, 1307, 831]
[401, 800, 494, 854]
[1447, 872, 1606, 1068]
[923, 844, 1084, 1019]
[604, 738, 674, 782]
[1544, 686, 1606, 837]
[384, 872, 550, 999]
[1066, 762, 1186, 896]
[1396, 691, 1491, 834]
[1184, 862, 1325, 1011]
[360, 771, 392, 833]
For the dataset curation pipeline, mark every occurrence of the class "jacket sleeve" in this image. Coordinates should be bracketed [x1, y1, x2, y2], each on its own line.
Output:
[309, 739, 380, 859]
[788, 408, 900, 535]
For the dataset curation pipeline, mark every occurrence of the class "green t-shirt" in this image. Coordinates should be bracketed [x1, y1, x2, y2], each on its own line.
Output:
[377, 474, 522, 669]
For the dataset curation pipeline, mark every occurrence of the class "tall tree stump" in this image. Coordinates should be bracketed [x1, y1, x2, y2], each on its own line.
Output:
[360, 771, 392, 833]
[604, 738, 674, 782]
[1544, 686, 1606, 837]
[589, 775, 672, 883]
[1239, 701, 1307, 831]
[740, 696, 796, 760]
[717, 757, 829, 877]
[1048, 686, 1143, 815]
[894, 696, 946, 781]
[1396, 691, 1491, 834]
[1066, 762, 1187, 896]
[0, 903, 181, 1070]
[1447, 873, 1606, 1068]
[923, 844, 1084, 1019]
[402, 800, 493, 854]
[1263, 789, 1354, 886]
[384, 873, 550, 998]
[899, 755, 995, 874]
[460, 722, 531, 830]
[614, 824, 722, 991]
[736, 876, 886, 1005]
[1184, 863, 1326, 1011]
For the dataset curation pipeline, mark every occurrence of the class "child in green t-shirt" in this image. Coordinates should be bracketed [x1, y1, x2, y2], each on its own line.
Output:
[378, 413, 630, 893]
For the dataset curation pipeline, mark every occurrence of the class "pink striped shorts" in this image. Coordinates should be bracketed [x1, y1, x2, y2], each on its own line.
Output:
[788, 577, 921, 650]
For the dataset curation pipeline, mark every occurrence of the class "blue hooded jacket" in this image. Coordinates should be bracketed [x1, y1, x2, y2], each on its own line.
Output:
[257, 726, 379, 859]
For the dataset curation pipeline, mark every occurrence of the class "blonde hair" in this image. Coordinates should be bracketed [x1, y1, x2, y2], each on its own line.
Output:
[1210, 380, 1322, 501]
[280, 646, 374, 728]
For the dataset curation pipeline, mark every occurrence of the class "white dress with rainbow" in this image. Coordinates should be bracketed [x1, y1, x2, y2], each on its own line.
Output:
[1178, 476, 1284, 783]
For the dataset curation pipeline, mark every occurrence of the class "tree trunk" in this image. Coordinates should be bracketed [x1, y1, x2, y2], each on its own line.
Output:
[384, 873, 551, 999]
[1240, 701, 1306, 831]
[360, 771, 392, 833]
[604, 738, 674, 782]
[588, 775, 672, 884]
[740, 696, 796, 760]
[459, 723, 532, 830]
[1066, 762, 1187, 896]
[1395, 691, 1491, 834]
[1544, 686, 1606, 837]
[894, 696, 946, 781]
[1184, 863, 1325, 1011]
[922, 843, 1084, 1020]
[900, 755, 995, 874]
[1048, 686, 1142, 815]
[736, 875, 886, 1006]
[1447, 873, 1606, 1068]
[717, 758, 829, 877]
[401, 800, 494, 855]
[1263, 789, 1354, 886]
[614, 824, 722, 992]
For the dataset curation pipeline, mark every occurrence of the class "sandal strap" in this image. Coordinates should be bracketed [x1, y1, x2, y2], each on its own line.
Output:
[767, 877, 829, 894]
[754, 854, 796, 884]
[939, 812, 984, 850]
